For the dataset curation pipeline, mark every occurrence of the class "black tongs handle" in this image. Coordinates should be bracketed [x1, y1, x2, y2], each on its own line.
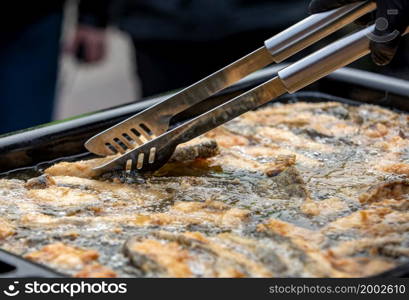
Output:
[278, 25, 409, 93]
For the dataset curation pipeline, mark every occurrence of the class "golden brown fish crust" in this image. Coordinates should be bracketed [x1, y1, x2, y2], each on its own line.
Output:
[1, 102, 409, 277]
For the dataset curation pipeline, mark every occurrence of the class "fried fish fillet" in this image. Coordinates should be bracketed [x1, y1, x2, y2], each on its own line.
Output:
[1, 102, 409, 277]
[24, 243, 117, 277]
[45, 138, 219, 179]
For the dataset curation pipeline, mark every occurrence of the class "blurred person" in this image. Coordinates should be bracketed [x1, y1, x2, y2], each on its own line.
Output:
[68, 0, 307, 97]
[0, 1, 109, 135]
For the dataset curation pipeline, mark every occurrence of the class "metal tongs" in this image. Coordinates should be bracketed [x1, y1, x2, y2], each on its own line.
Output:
[85, 1, 408, 173]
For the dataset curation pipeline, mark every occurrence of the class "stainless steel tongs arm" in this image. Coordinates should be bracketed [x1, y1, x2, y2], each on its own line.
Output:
[94, 23, 409, 173]
[85, 1, 375, 157]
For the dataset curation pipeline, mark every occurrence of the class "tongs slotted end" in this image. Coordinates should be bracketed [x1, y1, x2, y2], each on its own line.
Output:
[88, 134, 176, 174]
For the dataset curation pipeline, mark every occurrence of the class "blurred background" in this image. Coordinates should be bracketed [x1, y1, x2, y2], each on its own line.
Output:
[1, 0, 409, 135]
[56, 5, 138, 119]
